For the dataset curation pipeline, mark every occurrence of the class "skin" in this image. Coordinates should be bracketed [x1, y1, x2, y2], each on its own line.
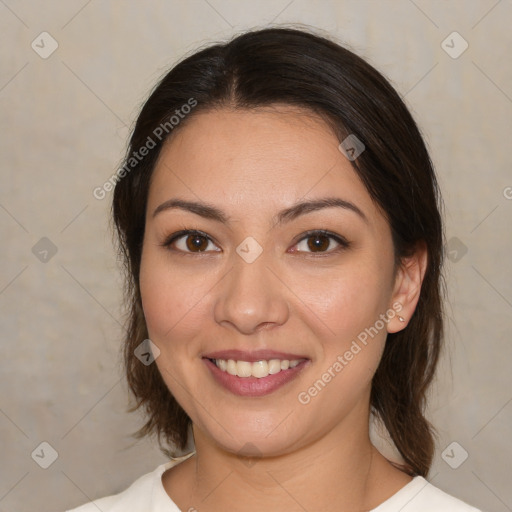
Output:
[139, 105, 427, 512]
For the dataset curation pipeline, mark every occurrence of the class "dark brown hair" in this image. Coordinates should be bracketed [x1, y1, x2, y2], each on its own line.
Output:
[112, 26, 445, 478]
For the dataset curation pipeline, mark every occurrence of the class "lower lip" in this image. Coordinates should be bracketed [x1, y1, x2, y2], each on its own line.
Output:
[204, 358, 309, 397]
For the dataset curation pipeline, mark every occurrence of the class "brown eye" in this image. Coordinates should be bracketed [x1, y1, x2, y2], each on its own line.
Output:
[185, 234, 209, 252]
[293, 230, 349, 255]
[164, 230, 221, 254]
[307, 234, 331, 252]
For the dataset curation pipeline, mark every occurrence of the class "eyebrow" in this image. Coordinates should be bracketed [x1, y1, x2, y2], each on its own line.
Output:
[152, 196, 368, 226]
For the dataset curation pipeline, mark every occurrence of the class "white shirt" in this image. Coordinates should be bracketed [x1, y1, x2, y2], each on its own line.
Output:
[66, 453, 482, 512]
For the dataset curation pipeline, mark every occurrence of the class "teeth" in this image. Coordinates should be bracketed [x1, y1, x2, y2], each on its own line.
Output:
[252, 360, 268, 378]
[227, 359, 237, 376]
[268, 359, 281, 374]
[237, 361, 252, 377]
[213, 358, 304, 378]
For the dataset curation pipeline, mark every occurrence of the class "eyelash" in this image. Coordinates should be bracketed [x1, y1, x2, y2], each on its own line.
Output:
[161, 229, 351, 257]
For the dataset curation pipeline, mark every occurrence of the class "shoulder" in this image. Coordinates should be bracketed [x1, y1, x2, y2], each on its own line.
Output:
[373, 476, 483, 512]
[65, 453, 194, 512]
[65, 466, 166, 512]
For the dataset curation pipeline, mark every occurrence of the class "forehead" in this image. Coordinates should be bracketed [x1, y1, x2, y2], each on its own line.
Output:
[155, 106, 340, 176]
[148, 106, 385, 230]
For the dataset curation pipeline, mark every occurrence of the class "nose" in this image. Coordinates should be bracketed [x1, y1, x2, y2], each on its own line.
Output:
[213, 249, 290, 335]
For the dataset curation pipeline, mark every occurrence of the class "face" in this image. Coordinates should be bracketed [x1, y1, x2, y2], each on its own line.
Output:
[139, 106, 405, 457]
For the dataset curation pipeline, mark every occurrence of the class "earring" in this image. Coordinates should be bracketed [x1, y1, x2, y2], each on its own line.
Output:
[398, 316, 405, 322]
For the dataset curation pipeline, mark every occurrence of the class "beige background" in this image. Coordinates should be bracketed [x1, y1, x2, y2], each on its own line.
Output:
[0, 1, 511, 511]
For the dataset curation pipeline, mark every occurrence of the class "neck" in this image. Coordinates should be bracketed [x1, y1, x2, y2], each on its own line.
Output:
[165, 403, 410, 512]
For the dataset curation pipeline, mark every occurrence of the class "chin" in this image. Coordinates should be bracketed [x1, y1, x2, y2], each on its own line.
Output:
[194, 409, 306, 458]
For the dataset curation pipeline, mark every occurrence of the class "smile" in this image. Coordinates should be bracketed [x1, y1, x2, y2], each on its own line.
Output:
[210, 358, 304, 378]
[203, 356, 310, 397]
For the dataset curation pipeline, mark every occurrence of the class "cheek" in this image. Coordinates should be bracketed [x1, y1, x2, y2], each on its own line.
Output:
[303, 259, 392, 338]
[139, 247, 219, 362]
[304, 258, 392, 383]
[139, 250, 206, 402]
[300, 277, 388, 412]
[139, 256, 172, 338]
[139, 249, 192, 343]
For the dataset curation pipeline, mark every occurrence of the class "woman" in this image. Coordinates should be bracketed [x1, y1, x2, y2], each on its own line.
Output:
[68, 27, 482, 511]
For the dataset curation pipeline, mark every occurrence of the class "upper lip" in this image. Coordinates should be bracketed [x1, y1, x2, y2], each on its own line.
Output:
[202, 349, 309, 362]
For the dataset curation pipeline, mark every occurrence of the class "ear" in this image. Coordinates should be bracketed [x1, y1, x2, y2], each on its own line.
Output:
[387, 241, 428, 334]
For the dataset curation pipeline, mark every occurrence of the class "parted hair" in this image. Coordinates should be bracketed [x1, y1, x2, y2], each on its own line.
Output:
[112, 26, 445, 478]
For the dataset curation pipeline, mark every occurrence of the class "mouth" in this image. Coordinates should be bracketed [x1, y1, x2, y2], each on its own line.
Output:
[202, 350, 310, 397]
[207, 357, 305, 378]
